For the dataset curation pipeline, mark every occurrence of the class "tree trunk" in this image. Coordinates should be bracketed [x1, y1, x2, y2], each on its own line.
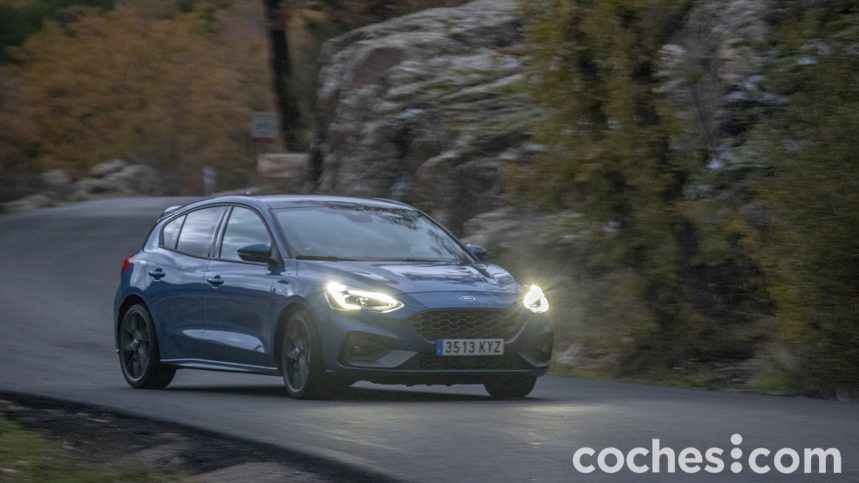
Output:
[262, 0, 302, 150]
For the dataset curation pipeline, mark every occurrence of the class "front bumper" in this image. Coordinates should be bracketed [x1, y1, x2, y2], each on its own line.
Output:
[316, 291, 554, 384]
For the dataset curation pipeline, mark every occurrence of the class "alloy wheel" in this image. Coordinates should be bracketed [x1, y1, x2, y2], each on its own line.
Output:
[120, 310, 151, 381]
[283, 317, 312, 393]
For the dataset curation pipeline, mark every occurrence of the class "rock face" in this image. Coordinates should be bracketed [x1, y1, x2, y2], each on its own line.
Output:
[461, 207, 582, 253]
[310, 0, 778, 240]
[311, 0, 540, 232]
[655, 0, 778, 172]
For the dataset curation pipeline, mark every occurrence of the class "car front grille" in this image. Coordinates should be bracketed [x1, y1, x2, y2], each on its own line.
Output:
[409, 309, 525, 342]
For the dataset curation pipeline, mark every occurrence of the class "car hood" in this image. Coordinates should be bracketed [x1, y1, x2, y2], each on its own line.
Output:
[302, 260, 519, 295]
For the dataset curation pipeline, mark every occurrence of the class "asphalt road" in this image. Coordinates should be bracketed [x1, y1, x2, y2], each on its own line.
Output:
[0, 198, 857, 482]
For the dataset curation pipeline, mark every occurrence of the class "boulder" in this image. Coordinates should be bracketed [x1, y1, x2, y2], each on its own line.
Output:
[89, 159, 128, 178]
[2, 193, 54, 212]
[74, 163, 163, 198]
[73, 177, 123, 198]
[108, 164, 162, 195]
[39, 169, 74, 198]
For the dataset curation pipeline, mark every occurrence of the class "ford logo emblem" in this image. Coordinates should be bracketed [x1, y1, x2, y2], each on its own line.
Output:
[460, 295, 477, 302]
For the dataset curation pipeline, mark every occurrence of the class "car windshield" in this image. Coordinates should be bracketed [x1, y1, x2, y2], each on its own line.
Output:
[274, 205, 468, 262]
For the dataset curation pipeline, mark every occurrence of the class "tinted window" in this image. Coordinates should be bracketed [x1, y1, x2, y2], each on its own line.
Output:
[176, 207, 226, 258]
[161, 215, 185, 249]
[220, 207, 272, 261]
[274, 206, 467, 262]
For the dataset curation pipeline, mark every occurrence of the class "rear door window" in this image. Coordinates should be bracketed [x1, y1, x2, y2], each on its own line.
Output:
[176, 207, 226, 258]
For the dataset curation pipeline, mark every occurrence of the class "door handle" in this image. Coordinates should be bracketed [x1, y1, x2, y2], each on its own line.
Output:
[147, 268, 166, 280]
[207, 275, 224, 287]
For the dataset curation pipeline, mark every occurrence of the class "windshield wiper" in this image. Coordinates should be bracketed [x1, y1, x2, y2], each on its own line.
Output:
[295, 255, 360, 261]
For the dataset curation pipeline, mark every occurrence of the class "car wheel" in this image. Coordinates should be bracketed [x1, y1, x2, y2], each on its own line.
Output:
[280, 310, 339, 399]
[483, 376, 537, 399]
[118, 304, 175, 389]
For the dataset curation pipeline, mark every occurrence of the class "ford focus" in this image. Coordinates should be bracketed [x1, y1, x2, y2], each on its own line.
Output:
[114, 195, 553, 399]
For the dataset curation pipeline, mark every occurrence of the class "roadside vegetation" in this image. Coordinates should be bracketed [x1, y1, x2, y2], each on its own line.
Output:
[512, 0, 859, 398]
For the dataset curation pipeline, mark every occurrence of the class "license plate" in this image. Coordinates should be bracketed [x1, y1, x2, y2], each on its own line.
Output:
[435, 339, 504, 356]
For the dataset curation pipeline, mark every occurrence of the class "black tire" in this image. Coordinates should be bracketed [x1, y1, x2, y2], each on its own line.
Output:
[280, 309, 340, 399]
[118, 304, 175, 389]
[483, 376, 537, 399]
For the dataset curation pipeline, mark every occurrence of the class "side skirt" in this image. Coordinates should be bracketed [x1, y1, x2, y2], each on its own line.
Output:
[161, 358, 281, 376]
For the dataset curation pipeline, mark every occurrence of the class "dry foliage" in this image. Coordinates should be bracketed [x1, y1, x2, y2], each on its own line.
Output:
[0, 0, 274, 193]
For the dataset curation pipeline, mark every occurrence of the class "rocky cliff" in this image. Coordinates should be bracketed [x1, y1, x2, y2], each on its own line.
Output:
[310, 0, 539, 232]
[310, 0, 782, 241]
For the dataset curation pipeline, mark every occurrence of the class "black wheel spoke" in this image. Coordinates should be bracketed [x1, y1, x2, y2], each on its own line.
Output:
[120, 310, 153, 382]
[131, 356, 141, 378]
[137, 347, 149, 374]
[283, 318, 312, 393]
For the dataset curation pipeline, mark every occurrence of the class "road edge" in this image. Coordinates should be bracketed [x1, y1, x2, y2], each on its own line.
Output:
[0, 390, 402, 482]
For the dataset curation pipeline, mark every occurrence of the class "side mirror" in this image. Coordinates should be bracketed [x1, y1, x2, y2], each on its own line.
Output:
[237, 243, 276, 264]
[466, 244, 488, 261]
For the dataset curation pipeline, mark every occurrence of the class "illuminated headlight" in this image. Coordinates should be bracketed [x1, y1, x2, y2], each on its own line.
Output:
[325, 282, 404, 313]
[523, 285, 549, 313]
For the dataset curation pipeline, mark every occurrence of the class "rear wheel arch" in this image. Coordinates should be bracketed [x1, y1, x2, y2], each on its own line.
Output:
[117, 303, 175, 389]
[117, 295, 147, 343]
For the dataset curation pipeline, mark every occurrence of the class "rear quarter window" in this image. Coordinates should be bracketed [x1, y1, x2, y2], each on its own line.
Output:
[175, 207, 226, 258]
[160, 215, 185, 250]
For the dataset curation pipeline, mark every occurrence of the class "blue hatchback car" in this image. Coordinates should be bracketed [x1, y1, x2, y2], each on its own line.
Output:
[114, 195, 553, 399]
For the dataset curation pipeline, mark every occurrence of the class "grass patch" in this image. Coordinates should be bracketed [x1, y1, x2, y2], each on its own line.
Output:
[0, 416, 186, 482]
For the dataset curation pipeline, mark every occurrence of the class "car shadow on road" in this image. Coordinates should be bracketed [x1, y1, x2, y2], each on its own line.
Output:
[166, 384, 549, 403]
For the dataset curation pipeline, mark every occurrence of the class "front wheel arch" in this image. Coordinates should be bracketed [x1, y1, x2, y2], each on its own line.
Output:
[273, 300, 321, 373]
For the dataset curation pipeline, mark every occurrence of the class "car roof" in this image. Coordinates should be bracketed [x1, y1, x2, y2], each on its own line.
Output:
[173, 195, 416, 215]
[258, 195, 415, 210]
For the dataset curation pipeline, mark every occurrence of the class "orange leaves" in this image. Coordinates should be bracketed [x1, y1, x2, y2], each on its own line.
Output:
[0, 1, 273, 192]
